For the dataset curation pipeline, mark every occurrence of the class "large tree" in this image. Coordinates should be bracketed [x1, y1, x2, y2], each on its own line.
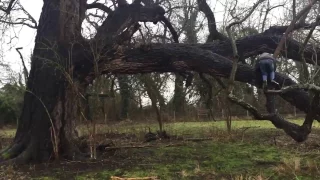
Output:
[0, 0, 319, 164]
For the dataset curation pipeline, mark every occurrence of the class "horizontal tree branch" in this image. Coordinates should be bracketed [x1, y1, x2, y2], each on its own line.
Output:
[86, 2, 113, 14]
[198, 34, 320, 66]
[78, 43, 316, 119]
[0, 19, 37, 29]
[266, 84, 320, 94]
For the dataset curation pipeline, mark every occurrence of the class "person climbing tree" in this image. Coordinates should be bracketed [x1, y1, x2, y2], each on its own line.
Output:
[255, 52, 280, 90]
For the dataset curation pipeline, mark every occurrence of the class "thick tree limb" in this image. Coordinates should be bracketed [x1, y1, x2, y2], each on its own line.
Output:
[81, 43, 315, 118]
[212, 74, 319, 142]
[264, 20, 320, 35]
[198, 34, 320, 66]
[197, 0, 228, 42]
[228, 92, 319, 142]
[76, 30, 320, 117]
[86, 2, 113, 14]
[94, 4, 165, 45]
[160, 17, 179, 43]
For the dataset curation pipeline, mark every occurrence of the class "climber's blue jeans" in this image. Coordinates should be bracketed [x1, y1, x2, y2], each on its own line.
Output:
[259, 59, 275, 81]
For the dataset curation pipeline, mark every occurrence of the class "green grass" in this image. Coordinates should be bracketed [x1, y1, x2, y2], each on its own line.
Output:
[74, 140, 320, 180]
[2, 119, 320, 180]
[3, 119, 320, 138]
[77, 119, 320, 137]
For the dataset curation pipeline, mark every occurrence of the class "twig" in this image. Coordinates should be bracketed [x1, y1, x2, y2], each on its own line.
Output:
[273, 0, 319, 58]
[299, 15, 320, 81]
[0, 0, 16, 14]
[15, 47, 29, 84]
[225, 0, 264, 92]
[261, 2, 284, 31]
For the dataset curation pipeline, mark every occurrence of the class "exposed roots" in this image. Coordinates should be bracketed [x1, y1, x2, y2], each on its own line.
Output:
[0, 140, 33, 166]
[0, 139, 28, 161]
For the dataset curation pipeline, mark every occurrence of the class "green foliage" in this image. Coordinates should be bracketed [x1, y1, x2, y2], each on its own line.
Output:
[0, 83, 25, 125]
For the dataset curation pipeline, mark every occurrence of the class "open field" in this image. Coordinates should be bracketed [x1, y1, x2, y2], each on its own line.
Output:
[1, 119, 320, 180]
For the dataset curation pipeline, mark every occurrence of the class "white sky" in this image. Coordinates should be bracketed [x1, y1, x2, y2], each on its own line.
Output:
[1, 0, 42, 79]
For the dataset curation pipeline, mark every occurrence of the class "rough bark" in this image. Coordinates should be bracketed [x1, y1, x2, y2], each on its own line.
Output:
[0, 0, 87, 163]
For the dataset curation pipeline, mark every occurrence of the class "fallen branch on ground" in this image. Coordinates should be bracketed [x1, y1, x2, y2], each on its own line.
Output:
[102, 143, 186, 150]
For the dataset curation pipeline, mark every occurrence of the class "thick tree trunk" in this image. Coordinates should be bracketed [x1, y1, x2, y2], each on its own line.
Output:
[140, 75, 163, 131]
[0, 0, 86, 163]
[172, 75, 186, 115]
[118, 75, 131, 120]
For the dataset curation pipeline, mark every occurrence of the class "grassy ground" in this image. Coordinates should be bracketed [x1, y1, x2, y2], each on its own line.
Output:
[1, 120, 320, 180]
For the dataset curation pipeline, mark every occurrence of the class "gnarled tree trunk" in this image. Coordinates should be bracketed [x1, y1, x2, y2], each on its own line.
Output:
[1, 0, 86, 163]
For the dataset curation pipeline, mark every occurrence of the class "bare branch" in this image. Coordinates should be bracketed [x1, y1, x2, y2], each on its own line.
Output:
[160, 17, 179, 43]
[18, 2, 38, 29]
[0, 18, 37, 29]
[225, 0, 264, 92]
[0, 0, 16, 14]
[261, 2, 284, 31]
[196, 0, 228, 42]
[273, 0, 319, 58]
[15, 47, 29, 83]
[299, 15, 320, 81]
